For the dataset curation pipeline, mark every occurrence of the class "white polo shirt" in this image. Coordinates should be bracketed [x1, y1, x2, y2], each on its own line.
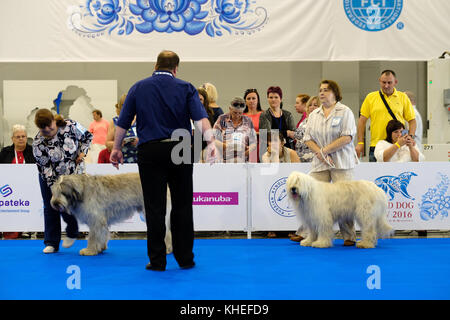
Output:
[304, 102, 359, 172]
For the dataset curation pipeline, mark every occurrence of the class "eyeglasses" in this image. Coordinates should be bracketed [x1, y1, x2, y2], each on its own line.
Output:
[232, 102, 245, 108]
[245, 88, 257, 94]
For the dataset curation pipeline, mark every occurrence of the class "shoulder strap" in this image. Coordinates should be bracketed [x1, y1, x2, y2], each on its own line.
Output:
[379, 90, 397, 121]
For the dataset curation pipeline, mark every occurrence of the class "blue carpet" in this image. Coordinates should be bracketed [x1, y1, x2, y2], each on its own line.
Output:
[0, 238, 449, 300]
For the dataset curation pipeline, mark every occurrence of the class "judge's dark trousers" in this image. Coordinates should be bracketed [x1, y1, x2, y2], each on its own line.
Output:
[137, 140, 194, 269]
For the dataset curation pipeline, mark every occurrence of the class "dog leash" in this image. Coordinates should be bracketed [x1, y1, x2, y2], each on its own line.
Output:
[319, 148, 336, 168]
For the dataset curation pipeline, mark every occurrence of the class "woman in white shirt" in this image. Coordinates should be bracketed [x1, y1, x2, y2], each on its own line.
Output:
[374, 120, 424, 162]
[303, 80, 359, 246]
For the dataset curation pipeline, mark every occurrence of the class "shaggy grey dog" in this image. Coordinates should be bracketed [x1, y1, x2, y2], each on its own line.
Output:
[50, 173, 172, 256]
[286, 171, 393, 249]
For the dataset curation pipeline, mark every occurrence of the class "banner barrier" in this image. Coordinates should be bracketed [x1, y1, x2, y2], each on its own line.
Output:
[1, 0, 449, 62]
[0, 163, 449, 234]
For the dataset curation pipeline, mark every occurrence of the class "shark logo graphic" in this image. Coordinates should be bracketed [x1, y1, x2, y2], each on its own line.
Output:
[374, 172, 417, 201]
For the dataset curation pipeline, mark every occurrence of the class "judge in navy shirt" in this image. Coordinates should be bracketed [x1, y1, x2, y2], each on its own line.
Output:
[110, 50, 216, 271]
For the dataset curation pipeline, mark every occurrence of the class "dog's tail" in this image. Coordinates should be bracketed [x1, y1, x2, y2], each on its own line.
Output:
[376, 214, 394, 239]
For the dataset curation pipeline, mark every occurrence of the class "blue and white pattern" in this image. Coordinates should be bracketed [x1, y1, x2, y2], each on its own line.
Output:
[374, 171, 417, 201]
[343, 0, 403, 32]
[68, 0, 268, 37]
[419, 173, 449, 221]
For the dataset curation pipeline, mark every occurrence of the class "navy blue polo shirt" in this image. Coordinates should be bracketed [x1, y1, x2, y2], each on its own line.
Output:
[117, 71, 208, 145]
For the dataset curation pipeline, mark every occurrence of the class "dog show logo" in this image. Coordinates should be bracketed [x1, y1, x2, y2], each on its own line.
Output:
[374, 171, 417, 223]
[344, 0, 403, 31]
[268, 177, 295, 218]
[374, 171, 417, 201]
[0, 184, 30, 213]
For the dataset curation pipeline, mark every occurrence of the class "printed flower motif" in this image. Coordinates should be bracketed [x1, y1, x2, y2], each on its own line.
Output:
[87, 0, 122, 25]
[56, 162, 68, 176]
[85, 0, 135, 35]
[63, 138, 77, 154]
[424, 188, 438, 201]
[206, 0, 257, 37]
[69, 0, 268, 37]
[215, 0, 246, 24]
[130, 0, 209, 35]
[419, 173, 450, 221]
[48, 148, 63, 163]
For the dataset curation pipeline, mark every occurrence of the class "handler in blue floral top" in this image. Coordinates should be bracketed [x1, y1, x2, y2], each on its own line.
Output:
[33, 108, 93, 254]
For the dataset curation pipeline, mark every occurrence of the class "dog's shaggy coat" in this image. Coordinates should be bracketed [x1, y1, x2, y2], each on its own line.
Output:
[50, 173, 172, 256]
[286, 171, 393, 248]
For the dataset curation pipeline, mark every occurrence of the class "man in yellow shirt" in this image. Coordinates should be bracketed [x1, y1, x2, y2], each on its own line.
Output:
[355, 70, 416, 162]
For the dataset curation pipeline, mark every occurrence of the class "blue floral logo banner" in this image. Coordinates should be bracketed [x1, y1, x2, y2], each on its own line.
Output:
[68, 0, 269, 37]
[419, 173, 449, 221]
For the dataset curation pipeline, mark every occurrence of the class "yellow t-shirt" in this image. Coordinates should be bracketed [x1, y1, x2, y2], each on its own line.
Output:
[360, 89, 415, 147]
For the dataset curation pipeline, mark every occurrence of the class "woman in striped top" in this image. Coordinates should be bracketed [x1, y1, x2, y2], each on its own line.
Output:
[303, 80, 359, 246]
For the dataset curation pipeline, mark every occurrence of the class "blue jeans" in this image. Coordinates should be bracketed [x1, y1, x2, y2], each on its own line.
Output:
[38, 175, 79, 250]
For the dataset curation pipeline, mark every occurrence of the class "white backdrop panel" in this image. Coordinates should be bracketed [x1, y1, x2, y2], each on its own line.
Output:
[3, 80, 117, 139]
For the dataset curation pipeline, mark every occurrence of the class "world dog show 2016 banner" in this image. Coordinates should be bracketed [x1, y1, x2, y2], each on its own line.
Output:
[250, 162, 450, 232]
[0, 0, 449, 62]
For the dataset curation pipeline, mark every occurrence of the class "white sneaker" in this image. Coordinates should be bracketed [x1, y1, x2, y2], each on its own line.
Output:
[43, 246, 56, 254]
[62, 237, 76, 248]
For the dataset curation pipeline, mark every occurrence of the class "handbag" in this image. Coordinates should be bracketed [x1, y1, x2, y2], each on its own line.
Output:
[379, 90, 398, 121]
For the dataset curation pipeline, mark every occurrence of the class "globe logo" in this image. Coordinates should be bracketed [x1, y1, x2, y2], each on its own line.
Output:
[344, 0, 403, 32]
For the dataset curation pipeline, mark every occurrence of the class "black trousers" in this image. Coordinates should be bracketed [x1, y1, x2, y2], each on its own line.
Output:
[137, 141, 194, 268]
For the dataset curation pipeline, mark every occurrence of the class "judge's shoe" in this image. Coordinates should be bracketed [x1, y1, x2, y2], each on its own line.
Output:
[62, 237, 77, 248]
[146, 263, 166, 271]
[43, 246, 57, 254]
[180, 262, 196, 270]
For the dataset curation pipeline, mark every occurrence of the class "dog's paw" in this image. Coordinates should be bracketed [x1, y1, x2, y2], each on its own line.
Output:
[311, 240, 332, 248]
[356, 241, 375, 249]
[79, 248, 99, 256]
[300, 239, 312, 247]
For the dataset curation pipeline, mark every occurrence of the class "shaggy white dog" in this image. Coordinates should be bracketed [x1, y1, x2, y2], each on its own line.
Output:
[286, 171, 393, 249]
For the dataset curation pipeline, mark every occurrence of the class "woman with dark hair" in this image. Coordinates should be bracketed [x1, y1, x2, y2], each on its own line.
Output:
[33, 108, 93, 253]
[374, 120, 424, 162]
[243, 88, 263, 162]
[259, 86, 296, 158]
[243, 88, 263, 128]
[197, 87, 215, 126]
